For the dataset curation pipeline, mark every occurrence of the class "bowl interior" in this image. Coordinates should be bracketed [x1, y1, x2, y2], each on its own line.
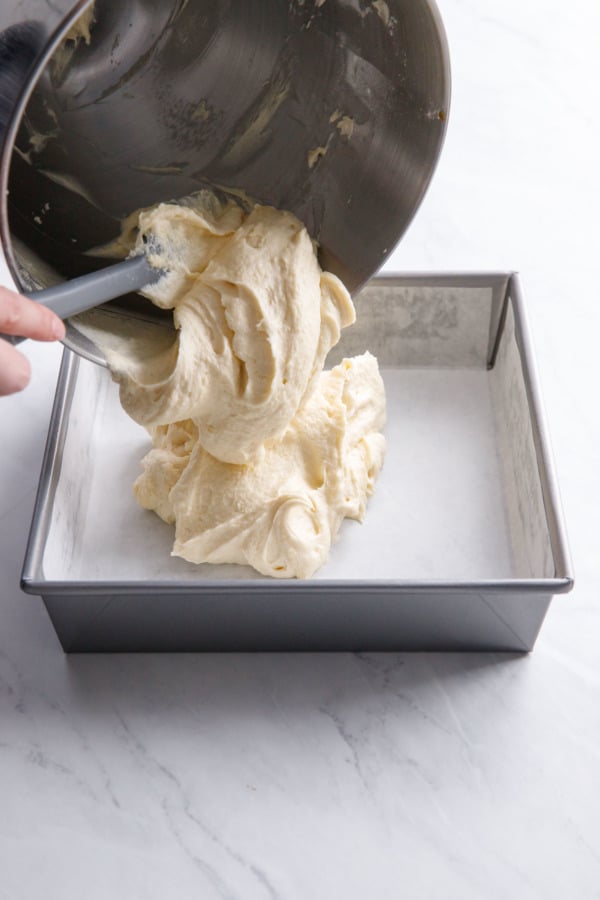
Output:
[3, 0, 449, 361]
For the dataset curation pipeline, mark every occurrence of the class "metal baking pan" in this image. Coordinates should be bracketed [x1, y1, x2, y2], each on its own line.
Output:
[21, 273, 574, 652]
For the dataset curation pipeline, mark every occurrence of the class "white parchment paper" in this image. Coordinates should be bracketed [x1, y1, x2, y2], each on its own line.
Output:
[42, 281, 553, 585]
[43, 362, 514, 582]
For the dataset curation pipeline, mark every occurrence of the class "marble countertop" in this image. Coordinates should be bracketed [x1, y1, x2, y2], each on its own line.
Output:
[1, 1, 600, 896]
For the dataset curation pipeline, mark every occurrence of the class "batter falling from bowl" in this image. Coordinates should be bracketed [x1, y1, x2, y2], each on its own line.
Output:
[96, 193, 386, 579]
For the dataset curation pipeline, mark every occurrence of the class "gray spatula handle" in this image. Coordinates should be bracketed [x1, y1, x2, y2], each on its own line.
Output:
[6, 254, 162, 345]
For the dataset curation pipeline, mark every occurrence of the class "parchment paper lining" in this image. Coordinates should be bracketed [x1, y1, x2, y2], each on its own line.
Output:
[42, 282, 552, 583]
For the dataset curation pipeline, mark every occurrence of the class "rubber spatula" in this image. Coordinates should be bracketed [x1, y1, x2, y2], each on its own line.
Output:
[7, 254, 164, 345]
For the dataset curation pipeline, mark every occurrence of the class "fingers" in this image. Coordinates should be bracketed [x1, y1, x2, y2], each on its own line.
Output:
[0, 285, 65, 341]
[0, 335, 32, 396]
[0, 286, 65, 396]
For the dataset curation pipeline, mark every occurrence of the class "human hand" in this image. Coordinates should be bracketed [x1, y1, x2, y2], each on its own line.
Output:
[0, 286, 66, 396]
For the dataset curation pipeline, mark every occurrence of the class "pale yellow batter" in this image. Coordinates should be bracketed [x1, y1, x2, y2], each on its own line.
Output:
[135, 352, 386, 579]
[111, 200, 356, 465]
[103, 195, 386, 578]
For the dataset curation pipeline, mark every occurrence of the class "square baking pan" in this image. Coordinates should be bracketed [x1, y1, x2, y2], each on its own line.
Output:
[21, 273, 573, 652]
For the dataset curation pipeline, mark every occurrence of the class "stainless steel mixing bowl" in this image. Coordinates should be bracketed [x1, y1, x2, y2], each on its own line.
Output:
[0, 0, 450, 365]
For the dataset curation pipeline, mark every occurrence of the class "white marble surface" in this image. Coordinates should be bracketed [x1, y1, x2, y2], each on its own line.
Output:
[1, 1, 600, 896]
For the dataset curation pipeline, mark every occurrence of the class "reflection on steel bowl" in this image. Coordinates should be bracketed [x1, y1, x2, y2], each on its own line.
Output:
[0, 0, 450, 364]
